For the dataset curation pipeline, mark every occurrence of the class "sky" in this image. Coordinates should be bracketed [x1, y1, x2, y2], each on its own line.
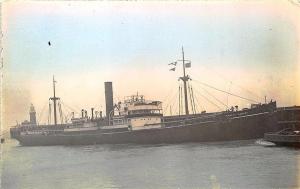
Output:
[1, 1, 300, 129]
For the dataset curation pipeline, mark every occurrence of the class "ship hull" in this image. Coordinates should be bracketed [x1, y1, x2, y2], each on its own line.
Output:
[15, 112, 278, 146]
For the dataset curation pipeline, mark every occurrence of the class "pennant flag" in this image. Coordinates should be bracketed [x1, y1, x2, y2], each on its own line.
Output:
[168, 62, 177, 66]
[169, 67, 176, 71]
[185, 62, 191, 68]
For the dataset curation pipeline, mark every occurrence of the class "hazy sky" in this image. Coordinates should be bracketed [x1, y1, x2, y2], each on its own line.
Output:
[2, 1, 300, 128]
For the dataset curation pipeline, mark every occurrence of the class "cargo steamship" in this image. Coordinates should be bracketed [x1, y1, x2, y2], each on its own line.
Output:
[10, 49, 299, 146]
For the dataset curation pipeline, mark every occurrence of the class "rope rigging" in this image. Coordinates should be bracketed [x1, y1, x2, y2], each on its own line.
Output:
[47, 99, 69, 125]
[193, 81, 229, 109]
[197, 65, 262, 100]
[193, 91, 204, 112]
[187, 82, 196, 114]
[192, 87, 223, 111]
[192, 79, 260, 103]
[60, 101, 80, 115]
[162, 83, 180, 115]
[170, 91, 179, 116]
[190, 85, 197, 114]
[37, 101, 49, 125]
[58, 102, 64, 124]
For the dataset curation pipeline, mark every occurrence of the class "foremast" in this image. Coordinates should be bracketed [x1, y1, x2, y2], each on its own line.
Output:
[49, 76, 60, 126]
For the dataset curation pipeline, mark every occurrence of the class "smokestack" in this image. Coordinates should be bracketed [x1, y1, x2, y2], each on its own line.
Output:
[105, 82, 114, 119]
[91, 108, 94, 120]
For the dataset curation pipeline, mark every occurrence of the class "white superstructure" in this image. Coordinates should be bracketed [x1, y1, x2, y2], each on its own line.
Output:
[111, 95, 163, 130]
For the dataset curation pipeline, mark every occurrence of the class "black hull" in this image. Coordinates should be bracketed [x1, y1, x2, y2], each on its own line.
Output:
[16, 112, 278, 146]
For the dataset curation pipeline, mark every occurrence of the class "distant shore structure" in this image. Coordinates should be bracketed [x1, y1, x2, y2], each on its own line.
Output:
[29, 104, 37, 125]
[17, 104, 37, 127]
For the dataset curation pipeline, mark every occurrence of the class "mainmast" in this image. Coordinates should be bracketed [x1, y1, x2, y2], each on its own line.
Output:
[181, 47, 189, 115]
[169, 47, 191, 115]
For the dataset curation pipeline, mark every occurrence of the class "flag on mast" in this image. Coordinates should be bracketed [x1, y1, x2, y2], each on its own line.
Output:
[185, 62, 191, 68]
[168, 62, 177, 66]
[169, 67, 176, 71]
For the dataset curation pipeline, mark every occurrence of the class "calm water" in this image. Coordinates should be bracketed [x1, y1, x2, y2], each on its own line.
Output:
[1, 139, 299, 189]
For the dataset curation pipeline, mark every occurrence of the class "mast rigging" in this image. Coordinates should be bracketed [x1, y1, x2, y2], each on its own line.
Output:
[169, 47, 191, 115]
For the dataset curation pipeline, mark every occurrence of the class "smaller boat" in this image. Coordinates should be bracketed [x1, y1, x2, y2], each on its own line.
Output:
[264, 128, 300, 147]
